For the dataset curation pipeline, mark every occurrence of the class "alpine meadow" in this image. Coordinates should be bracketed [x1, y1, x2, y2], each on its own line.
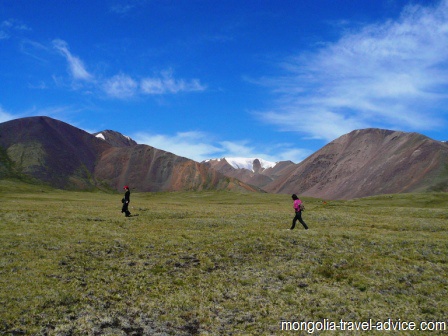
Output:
[4, 0, 448, 334]
[1, 180, 447, 335]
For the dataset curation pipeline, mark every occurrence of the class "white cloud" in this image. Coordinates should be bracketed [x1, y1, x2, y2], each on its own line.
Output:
[134, 131, 307, 163]
[0, 19, 30, 39]
[103, 73, 138, 99]
[50, 40, 206, 98]
[134, 131, 221, 161]
[218, 140, 309, 163]
[102, 71, 206, 98]
[218, 140, 255, 157]
[140, 70, 206, 95]
[53, 39, 93, 81]
[257, 0, 448, 141]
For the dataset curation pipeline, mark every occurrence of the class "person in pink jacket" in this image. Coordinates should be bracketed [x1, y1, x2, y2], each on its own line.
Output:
[290, 194, 308, 230]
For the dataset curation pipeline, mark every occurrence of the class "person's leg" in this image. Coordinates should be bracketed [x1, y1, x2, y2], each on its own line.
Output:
[290, 213, 298, 230]
[297, 211, 308, 229]
[123, 203, 131, 216]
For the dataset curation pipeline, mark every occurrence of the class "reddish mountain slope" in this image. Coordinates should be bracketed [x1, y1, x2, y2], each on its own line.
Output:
[95, 145, 258, 192]
[0, 117, 258, 192]
[0, 116, 110, 188]
[264, 129, 448, 199]
[2, 118, 446, 198]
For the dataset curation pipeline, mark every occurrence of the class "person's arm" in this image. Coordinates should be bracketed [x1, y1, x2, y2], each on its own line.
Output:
[293, 200, 299, 211]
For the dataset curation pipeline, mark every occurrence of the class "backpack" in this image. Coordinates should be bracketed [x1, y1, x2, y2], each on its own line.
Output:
[299, 203, 305, 211]
[121, 198, 125, 204]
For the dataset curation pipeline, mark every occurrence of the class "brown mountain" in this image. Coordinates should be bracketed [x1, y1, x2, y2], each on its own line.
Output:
[0, 116, 110, 188]
[94, 144, 258, 192]
[264, 129, 448, 199]
[202, 158, 296, 189]
[2, 118, 447, 199]
[0, 116, 258, 192]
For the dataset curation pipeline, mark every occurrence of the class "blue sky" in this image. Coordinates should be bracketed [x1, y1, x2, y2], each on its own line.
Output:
[1, 0, 447, 163]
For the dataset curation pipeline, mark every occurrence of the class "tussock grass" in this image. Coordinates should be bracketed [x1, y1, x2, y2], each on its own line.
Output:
[1, 180, 447, 335]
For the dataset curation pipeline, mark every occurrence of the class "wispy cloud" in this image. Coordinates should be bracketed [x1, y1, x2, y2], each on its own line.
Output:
[134, 131, 308, 163]
[103, 73, 138, 99]
[134, 131, 222, 161]
[103, 70, 206, 98]
[109, 0, 148, 15]
[217, 140, 309, 163]
[51, 39, 206, 99]
[0, 19, 30, 40]
[53, 39, 93, 81]
[140, 70, 206, 95]
[257, 0, 448, 141]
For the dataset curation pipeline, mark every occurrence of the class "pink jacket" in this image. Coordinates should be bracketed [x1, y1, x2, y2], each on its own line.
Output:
[293, 199, 302, 212]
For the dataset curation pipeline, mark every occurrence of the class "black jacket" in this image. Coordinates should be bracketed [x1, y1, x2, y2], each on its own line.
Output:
[124, 190, 130, 203]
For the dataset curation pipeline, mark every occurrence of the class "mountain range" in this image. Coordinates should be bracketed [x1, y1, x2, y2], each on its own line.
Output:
[1, 116, 447, 199]
[206, 129, 448, 199]
[0, 116, 258, 193]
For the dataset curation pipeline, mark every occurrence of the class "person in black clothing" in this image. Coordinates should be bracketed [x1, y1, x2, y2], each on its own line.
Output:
[122, 186, 131, 217]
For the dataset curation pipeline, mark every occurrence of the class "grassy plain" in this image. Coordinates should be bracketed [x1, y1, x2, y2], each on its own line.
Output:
[0, 180, 447, 335]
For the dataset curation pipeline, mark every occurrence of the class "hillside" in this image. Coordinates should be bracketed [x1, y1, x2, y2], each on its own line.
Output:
[94, 145, 258, 192]
[0, 116, 258, 192]
[264, 129, 448, 199]
[0, 116, 110, 188]
[2, 117, 447, 199]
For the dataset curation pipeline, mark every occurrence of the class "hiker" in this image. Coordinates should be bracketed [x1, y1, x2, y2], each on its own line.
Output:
[290, 194, 308, 230]
[122, 186, 131, 217]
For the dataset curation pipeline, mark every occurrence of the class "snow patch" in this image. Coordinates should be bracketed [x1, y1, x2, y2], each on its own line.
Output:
[225, 157, 276, 171]
[96, 133, 106, 141]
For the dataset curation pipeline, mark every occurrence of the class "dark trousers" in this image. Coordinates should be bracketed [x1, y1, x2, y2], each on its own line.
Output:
[122, 203, 131, 216]
[291, 211, 308, 230]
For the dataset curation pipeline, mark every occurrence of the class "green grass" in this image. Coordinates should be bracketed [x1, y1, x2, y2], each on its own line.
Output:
[1, 180, 447, 335]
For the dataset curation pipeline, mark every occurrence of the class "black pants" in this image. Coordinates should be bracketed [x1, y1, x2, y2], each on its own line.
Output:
[122, 203, 131, 217]
[291, 211, 308, 230]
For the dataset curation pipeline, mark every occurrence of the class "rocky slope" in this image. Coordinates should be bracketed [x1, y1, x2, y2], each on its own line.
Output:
[263, 129, 448, 199]
[2, 117, 447, 199]
[0, 116, 258, 192]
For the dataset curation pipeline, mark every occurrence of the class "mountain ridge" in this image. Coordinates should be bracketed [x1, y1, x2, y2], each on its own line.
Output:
[202, 157, 295, 190]
[263, 128, 448, 199]
[0, 116, 259, 193]
[94, 130, 138, 147]
[202, 129, 448, 199]
[1, 117, 447, 199]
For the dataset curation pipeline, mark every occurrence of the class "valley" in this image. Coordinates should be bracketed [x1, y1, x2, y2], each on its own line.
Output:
[1, 181, 447, 334]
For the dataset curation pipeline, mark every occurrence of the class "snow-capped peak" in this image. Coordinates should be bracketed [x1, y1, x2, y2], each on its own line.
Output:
[225, 157, 276, 171]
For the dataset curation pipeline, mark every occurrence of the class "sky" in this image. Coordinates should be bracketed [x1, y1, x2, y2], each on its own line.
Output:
[1, 0, 448, 164]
